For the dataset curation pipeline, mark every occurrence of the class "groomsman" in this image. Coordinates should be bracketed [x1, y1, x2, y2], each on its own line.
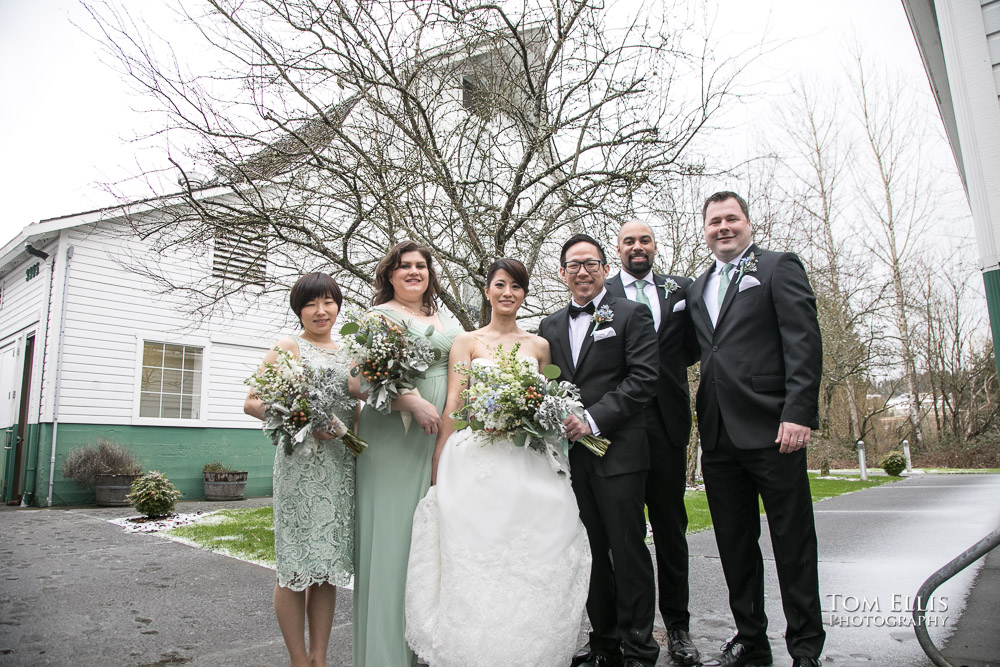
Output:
[605, 220, 701, 666]
[688, 192, 824, 667]
[539, 234, 660, 667]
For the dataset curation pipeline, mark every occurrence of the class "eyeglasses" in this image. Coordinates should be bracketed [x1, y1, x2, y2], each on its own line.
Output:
[562, 259, 604, 274]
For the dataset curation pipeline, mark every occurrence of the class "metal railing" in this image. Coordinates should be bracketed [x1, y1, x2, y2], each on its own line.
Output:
[913, 526, 1000, 667]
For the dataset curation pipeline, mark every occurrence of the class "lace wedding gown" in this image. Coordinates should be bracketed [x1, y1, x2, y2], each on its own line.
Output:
[405, 358, 591, 667]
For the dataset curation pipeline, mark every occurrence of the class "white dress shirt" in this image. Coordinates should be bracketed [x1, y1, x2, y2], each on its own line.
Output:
[704, 243, 753, 326]
[619, 270, 661, 332]
[567, 287, 607, 435]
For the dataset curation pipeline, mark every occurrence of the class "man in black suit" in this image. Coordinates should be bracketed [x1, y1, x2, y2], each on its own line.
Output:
[688, 192, 824, 667]
[539, 233, 660, 667]
[605, 219, 701, 666]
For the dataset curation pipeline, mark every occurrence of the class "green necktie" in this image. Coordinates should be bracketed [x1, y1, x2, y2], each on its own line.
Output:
[633, 279, 652, 313]
[717, 263, 734, 306]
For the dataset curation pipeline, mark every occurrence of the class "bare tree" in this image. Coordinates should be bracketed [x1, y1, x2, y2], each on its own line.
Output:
[850, 51, 935, 446]
[84, 0, 744, 328]
[773, 80, 889, 471]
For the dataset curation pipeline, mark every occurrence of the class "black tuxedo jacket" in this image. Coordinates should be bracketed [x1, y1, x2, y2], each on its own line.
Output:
[539, 294, 659, 476]
[689, 244, 821, 449]
[606, 272, 699, 450]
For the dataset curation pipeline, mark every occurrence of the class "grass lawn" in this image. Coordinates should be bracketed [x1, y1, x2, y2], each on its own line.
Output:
[683, 473, 897, 534]
[166, 473, 900, 565]
[165, 506, 275, 565]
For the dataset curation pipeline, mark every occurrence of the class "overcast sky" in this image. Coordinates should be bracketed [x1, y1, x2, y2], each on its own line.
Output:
[0, 0, 962, 247]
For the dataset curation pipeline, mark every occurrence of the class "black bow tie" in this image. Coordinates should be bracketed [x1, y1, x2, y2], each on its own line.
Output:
[569, 302, 596, 318]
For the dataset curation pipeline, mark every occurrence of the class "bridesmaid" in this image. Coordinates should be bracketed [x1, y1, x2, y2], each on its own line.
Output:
[349, 241, 462, 667]
[244, 273, 356, 667]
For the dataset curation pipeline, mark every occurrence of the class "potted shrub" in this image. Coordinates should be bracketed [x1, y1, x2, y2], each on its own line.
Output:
[202, 461, 248, 501]
[62, 438, 141, 506]
[127, 471, 182, 518]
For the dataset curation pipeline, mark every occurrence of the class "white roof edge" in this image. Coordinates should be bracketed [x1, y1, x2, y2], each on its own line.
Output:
[0, 184, 232, 274]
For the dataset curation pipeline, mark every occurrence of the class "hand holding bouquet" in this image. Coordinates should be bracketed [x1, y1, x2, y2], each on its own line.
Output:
[450, 344, 609, 474]
[340, 312, 439, 414]
[245, 348, 367, 456]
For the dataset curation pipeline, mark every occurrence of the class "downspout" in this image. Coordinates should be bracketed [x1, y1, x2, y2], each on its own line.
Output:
[46, 245, 73, 507]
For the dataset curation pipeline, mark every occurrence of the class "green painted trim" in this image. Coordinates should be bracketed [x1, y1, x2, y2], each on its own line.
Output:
[983, 269, 1000, 386]
[25, 423, 276, 507]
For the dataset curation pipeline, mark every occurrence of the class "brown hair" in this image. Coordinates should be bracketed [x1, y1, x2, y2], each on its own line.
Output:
[485, 258, 530, 295]
[289, 272, 343, 325]
[701, 191, 750, 221]
[372, 240, 440, 313]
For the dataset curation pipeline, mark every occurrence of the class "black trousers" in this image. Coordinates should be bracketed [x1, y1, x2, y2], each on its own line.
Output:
[701, 421, 825, 659]
[645, 404, 691, 630]
[571, 450, 659, 665]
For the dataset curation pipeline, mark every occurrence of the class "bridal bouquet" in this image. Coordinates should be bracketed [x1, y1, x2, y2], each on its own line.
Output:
[245, 348, 367, 457]
[450, 344, 610, 474]
[340, 312, 439, 415]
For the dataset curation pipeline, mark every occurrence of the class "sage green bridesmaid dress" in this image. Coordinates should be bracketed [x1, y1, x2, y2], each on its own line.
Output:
[353, 305, 461, 667]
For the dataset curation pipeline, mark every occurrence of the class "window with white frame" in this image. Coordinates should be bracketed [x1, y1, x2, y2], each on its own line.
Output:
[139, 342, 203, 419]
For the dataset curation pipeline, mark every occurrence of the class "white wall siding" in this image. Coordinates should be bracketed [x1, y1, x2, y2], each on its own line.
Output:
[0, 237, 60, 425]
[208, 341, 272, 428]
[985, 0, 1000, 96]
[50, 221, 297, 427]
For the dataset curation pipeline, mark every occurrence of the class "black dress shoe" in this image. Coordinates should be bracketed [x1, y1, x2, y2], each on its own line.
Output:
[622, 660, 652, 667]
[579, 654, 623, 667]
[713, 639, 772, 667]
[791, 659, 820, 667]
[571, 644, 593, 667]
[667, 629, 700, 666]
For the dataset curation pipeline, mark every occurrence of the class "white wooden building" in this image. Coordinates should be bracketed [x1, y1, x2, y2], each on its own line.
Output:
[0, 199, 297, 506]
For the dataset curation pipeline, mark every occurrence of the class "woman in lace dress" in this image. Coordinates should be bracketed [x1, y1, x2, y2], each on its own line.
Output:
[405, 258, 592, 667]
[244, 272, 356, 667]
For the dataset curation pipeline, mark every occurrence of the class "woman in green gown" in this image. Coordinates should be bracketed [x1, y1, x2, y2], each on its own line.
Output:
[349, 241, 462, 667]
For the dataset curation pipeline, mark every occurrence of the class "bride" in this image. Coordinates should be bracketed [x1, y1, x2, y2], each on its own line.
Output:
[405, 258, 592, 667]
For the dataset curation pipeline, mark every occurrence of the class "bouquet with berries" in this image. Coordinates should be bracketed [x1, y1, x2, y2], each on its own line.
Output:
[340, 312, 439, 415]
[245, 348, 367, 456]
[450, 344, 609, 475]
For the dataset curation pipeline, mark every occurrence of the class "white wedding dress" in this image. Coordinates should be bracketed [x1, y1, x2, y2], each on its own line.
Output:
[405, 358, 592, 667]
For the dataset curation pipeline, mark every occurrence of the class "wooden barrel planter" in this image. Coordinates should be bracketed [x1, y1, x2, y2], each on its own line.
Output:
[203, 471, 248, 501]
[94, 474, 140, 507]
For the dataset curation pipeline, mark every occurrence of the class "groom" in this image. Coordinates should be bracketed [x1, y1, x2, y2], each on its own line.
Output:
[539, 233, 660, 667]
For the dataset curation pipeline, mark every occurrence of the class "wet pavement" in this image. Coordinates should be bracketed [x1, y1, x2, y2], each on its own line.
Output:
[1, 474, 998, 666]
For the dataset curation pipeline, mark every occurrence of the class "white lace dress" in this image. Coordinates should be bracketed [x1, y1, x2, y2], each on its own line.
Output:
[405, 358, 591, 667]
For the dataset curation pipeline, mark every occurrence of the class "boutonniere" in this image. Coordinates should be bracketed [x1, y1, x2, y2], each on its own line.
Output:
[661, 278, 680, 295]
[590, 305, 614, 336]
[737, 255, 758, 277]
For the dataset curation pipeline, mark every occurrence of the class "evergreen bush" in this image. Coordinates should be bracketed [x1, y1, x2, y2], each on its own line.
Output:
[879, 451, 907, 477]
[127, 471, 182, 517]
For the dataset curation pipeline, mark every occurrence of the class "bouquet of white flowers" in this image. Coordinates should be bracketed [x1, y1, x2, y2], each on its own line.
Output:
[450, 344, 609, 475]
[245, 348, 367, 456]
[340, 312, 439, 415]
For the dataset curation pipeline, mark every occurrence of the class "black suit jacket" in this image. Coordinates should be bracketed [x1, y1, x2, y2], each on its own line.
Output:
[539, 294, 659, 476]
[688, 244, 821, 449]
[606, 272, 699, 450]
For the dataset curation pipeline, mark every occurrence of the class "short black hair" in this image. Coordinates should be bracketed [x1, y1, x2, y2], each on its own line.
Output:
[289, 272, 343, 324]
[560, 233, 607, 265]
[485, 258, 530, 294]
[702, 191, 750, 221]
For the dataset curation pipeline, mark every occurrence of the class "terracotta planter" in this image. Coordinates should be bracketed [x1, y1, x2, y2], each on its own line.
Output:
[94, 474, 140, 507]
[203, 471, 248, 501]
